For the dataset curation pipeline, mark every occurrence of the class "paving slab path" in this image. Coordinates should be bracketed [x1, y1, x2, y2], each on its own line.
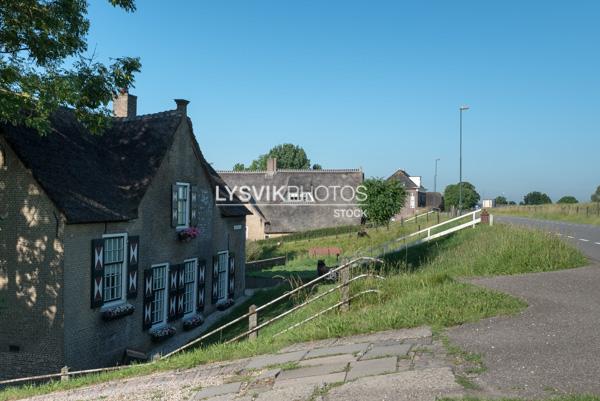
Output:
[22, 327, 463, 401]
[449, 214, 600, 399]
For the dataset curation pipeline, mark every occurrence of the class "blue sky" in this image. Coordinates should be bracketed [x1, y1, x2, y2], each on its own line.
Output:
[88, 1, 599, 203]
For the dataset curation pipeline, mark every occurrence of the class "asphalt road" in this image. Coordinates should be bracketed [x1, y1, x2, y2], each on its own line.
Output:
[448, 217, 600, 398]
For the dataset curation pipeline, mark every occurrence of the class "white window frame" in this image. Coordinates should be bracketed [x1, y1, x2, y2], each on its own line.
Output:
[101, 233, 128, 309]
[217, 251, 229, 303]
[182, 258, 197, 317]
[175, 182, 191, 229]
[150, 263, 169, 328]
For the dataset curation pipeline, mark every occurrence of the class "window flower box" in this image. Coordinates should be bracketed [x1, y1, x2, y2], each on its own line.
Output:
[182, 314, 205, 331]
[178, 227, 200, 242]
[101, 303, 135, 321]
[216, 298, 235, 311]
[149, 325, 176, 342]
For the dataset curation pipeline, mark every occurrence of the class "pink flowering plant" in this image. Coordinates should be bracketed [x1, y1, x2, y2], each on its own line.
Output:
[182, 314, 204, 331]
[101, 303, 134, 321]
[178, 226, 200, 242]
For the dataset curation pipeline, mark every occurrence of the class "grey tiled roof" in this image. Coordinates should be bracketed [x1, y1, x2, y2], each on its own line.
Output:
[2, 108, 248, 223]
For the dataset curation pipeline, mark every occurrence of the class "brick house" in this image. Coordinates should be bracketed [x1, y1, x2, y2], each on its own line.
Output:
[218, 159, 364, 240]
[388, 169, 427, 218]
[0, 94, 249, 380]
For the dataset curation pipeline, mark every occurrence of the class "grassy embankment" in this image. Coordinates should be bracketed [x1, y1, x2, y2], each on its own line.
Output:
[246, 211, 448, 279]
[0, 224, 586, 401]
[494, 203, 600, 226]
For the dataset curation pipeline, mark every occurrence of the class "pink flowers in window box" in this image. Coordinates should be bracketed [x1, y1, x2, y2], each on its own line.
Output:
[178, 227, 200, 242]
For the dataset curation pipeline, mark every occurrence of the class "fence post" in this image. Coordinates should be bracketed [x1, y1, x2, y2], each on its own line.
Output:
[339, 265, 350, 313]
[437, 212, 440, 224]
[248, 304, 258, 340]
[60, 366, 69, 382]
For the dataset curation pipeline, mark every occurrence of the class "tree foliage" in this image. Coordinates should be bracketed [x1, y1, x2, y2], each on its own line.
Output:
[443, 182, 480, 209]
[237, 143, 314, 170]
[557, 196, 578, 204]
[232, 163, 245, 171]
[591, 186, 600, 203]
[359, 178, 406, 227]
[495, 196, 508, 205]
[0, 0, 141, 134]
[523, 191, 552, 205]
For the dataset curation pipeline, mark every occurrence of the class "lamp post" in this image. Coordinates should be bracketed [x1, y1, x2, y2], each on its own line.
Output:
[434, 158, 440, 193]
[459, 105, 469, 212]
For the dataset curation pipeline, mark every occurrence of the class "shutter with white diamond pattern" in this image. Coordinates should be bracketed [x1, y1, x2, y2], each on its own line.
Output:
[228, 253, 235, 299]
[127, 236, 139, 299]
[197, 259, 206, 312]
[90, 239, 105, 308]
[168, 264, 179, 322]
[142, 268, 154, 330]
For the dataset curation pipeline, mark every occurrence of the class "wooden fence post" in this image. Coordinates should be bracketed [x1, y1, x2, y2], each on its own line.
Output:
[339, 265, 350, 313]
[248, 305, 258, 340]
[60, 366, 69, 382]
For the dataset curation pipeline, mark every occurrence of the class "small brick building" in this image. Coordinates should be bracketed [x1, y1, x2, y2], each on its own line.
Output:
[0, 94, 249, 379]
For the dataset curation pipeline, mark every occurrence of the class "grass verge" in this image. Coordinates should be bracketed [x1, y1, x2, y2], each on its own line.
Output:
[0, 224, 586, 401]
[441, 397, 600, 401]
[494, 203, 600, 226]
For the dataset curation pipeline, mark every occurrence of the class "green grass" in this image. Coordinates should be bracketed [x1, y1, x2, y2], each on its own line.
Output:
[246, 212, 449, 279]
[0, 224, 586, 401]
[494, 203, 600, 226]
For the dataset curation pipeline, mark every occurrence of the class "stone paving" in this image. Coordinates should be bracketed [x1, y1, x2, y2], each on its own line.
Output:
[25, 327, 464, 401]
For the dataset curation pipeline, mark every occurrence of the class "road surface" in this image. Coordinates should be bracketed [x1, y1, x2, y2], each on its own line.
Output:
[449, 216, 600, 398]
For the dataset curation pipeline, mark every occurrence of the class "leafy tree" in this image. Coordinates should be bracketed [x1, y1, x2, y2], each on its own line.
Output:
[232, 163, 245, 171]
[508, 201, 517, 205]
[312, 163, 323, 170]
[443, 182, 480, 209]
[0, 0, 142, 134]
[495, 196, 508, 205]
[557, 196, 578, 204]
[523, 191, 552, 205]
[591, 186, 600, 203]
[359, 178, 406, 228]
[238, 144, 313, 170]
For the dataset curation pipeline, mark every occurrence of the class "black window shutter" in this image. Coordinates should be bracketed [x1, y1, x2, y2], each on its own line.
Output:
[127, 236, 139, 299]
[168, 264, 179, 321]
[211, 255, 219, 304]
[190, 185, 199, 227]
[142, 268, 154, 330]
[197, 260, 206, 312]
[171, 184, 179, 227]
[91, 239, 105, 308]
[228, 253, 235, 299]
[177, 264, 185, 318]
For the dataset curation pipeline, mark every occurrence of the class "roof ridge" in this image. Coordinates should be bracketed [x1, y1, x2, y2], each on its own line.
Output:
[217, 168, 362, 173]
[112, 109, 183, 122]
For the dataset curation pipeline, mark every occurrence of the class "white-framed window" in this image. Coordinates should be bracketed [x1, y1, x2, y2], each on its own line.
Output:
[182, 259, 197, 315]
[176, 182, 190, 228]
[151, 264, 168, 326]
[102, 233, 127, 305]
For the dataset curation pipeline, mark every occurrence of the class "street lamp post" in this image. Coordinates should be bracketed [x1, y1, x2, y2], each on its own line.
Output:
[459, 105, 469, 212]
[434, 158, 440, 193]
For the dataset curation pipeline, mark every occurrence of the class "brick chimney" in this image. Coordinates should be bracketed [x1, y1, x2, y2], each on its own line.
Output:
[113, 90, 137, 118]
[266, 158, 277, 173]
[174, 99, 190, 115]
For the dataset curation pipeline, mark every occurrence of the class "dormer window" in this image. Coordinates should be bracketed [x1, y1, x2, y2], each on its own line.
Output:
[176, 183, 190, 228]
[171, 183, 199, 229]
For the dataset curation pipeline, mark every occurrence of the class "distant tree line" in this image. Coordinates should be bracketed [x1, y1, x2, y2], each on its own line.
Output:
[233, 144, 322, 171]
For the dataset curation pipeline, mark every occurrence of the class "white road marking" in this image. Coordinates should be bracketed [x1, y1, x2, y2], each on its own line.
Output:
[579, 238, 590, 242]
[595, 242, 600, 245]
[567, 236, 575, 239]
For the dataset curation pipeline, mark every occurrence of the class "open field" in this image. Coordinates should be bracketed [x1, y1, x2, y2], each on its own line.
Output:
[494, 203, 600, 226]
[0, 223, 586, 401]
